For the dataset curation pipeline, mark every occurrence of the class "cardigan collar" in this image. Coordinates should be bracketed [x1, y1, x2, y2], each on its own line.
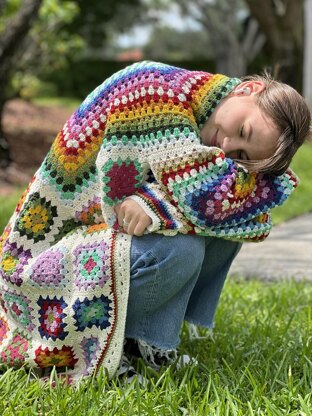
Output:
[191, 73, 241, 129]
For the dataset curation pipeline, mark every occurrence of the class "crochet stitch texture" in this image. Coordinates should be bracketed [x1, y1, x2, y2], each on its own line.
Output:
[0, 61, 298, 382]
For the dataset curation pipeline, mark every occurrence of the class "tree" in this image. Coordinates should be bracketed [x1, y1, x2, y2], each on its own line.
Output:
[13, 1, 83, 96]
[0, 0, 43, 167]
[67, 0, 147, 48]
[303, 0, 312, 104]
[0, 0, 146, 168]
[143, 25, 213, 61]
[245, 0, 304, 90]
[174, 0, 265, 76]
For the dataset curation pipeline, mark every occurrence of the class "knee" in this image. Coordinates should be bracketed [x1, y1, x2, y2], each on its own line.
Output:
[160, 234, 206, 271]
[207, 237, 242, 261]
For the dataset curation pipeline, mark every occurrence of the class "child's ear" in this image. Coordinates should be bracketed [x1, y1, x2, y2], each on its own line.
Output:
[233, 81, 266, 96]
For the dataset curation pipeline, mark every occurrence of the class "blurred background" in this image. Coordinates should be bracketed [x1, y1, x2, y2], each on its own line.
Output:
[0, 0, 311, 193]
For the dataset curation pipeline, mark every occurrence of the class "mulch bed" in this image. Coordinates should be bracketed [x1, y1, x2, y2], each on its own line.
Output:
[0, 99, 72, 195]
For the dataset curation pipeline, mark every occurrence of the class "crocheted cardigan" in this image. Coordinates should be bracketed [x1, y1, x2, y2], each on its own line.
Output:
[0, 61, 298, 383]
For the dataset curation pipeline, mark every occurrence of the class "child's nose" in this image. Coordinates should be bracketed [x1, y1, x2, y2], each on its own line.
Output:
[222, 136, 236, 152]
[222, 137, 241, 158]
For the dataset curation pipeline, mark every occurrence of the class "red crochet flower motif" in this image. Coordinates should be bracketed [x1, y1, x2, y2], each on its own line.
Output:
[106, 160, 141, 200]
[34, 345, 78, 368]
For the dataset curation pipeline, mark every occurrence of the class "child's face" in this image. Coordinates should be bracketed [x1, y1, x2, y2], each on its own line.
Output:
[200, 87, 280, 162]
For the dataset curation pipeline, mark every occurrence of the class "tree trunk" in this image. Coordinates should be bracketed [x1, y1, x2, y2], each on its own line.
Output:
[0, 97, 10, 168]
[178, 0, 265, 77]
[245, 0, 304, 91]
[303, 0, 312, 105]
[0, 0, 8, 15]
[0, 0, 43, 167]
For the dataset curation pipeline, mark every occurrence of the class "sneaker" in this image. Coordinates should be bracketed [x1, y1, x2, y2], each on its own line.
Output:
[124, 338, 197, 371]
[116, 354, 147, 385]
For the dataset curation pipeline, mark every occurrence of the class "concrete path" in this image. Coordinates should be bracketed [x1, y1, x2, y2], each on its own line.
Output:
[229, 213, 312, 281]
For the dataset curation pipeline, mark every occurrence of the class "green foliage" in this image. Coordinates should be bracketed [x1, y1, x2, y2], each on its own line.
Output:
[40, 0, 79, 23]
[1, 0, 148, 101]
[143, 26, 213, 61]
[33, 0, 84, 70]
[32, 95, 81, 109]
[0, 279, 311, 414]
[0, 0, 22, 19]
[11, 75, 58, 100]
[0, 0, 85, 101]
[67, 0, 145, 47]
[40, 59, 126, 99]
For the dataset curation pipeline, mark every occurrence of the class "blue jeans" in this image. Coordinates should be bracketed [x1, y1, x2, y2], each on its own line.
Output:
[125, 234, 242, 349]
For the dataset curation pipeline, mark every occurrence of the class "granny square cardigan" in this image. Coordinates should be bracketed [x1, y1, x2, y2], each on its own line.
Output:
[0, 61, 298, 383]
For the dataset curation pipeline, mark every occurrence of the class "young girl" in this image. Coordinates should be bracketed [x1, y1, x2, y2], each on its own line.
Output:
[0, 61, 310, 383]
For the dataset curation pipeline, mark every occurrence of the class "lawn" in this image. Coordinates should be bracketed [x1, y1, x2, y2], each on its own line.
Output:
[0, 278, 311, 415]
[0, 188, 25, 233]
[271, 142, 312, 225]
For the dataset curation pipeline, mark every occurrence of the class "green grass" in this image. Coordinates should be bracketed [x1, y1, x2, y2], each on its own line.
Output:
[0, 278, 311, 415]
[32, 96, 81, 111]
[0, 188, 24, 233]
[272, 142, 312, 225]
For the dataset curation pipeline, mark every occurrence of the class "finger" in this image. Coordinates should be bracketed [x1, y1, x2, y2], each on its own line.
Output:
[133, 217, 152, 236]
[125, 217, 139, 235]
[117, 207, 126, 228]
[133, 221, 146, 236]
[122, 217, 131, 232]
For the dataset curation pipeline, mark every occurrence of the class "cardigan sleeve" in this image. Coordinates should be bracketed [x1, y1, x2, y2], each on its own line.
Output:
[138, 140, 299, 242]
[128, 181, 272, 241]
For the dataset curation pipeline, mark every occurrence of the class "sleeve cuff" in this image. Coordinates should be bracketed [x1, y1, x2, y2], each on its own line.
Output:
[127, 195, 162, 232]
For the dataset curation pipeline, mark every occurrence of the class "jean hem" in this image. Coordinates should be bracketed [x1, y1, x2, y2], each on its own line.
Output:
[185, 317, 215, 330]
[125, 332, 180, 351]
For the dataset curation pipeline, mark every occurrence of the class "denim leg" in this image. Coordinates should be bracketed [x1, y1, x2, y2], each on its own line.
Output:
[125, 233, 206, 349]
[185, 237, 242, 328]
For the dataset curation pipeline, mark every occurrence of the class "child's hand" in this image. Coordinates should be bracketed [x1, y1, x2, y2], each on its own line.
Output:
[114, 199, 152, 236]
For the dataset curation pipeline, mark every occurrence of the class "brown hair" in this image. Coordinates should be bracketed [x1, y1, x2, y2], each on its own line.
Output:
[237, 72, 312, 176]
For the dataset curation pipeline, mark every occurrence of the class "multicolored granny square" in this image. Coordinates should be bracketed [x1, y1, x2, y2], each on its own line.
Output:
[81, 336, 100, 375]
[52, 218, 83, 244]
[0, 241, 32, 286]
[0, 316, 9, 345]
[14, 192, 58, 243]
[75, 196, 104, 225]
[37, 296, 68, 341]
[73, 241, 110, 290]
[102, 158, 143, 205]
[73, 295, 112, 331]
[41, 156, 98, 201]
[34, 345, 78, 368]
[0, 224, 11, 258]
[30, 248, 67, 288]
[0, 329, 31, 367]
[3, 289, 35, 331]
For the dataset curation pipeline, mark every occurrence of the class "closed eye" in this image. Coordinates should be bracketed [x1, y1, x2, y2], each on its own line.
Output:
[240, 125, 244, 137]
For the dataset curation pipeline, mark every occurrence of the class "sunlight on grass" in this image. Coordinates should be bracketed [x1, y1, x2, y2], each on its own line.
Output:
[32, 96, 81, 111]
[0, 188, 24, 233]
[0, 279, 311, 415]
